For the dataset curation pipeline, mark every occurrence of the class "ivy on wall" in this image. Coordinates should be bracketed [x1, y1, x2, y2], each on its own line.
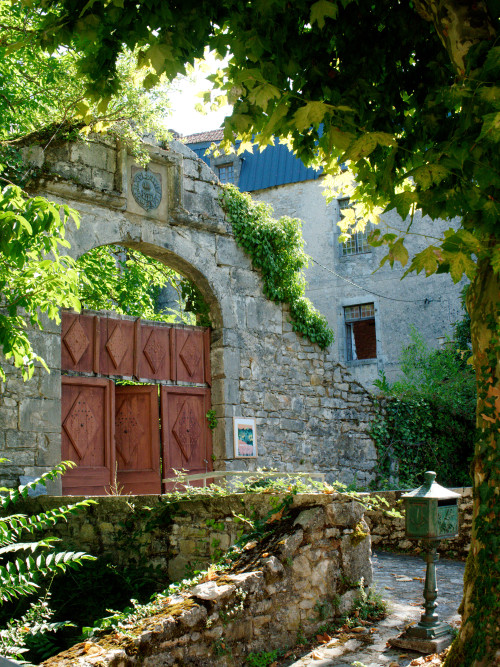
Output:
[370, 396, 474, 490]
[220, 185, 334, 349]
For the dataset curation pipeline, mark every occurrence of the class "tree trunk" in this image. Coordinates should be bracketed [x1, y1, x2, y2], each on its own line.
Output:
[444, 251, 500, 666]
[412, 0, 495, 73]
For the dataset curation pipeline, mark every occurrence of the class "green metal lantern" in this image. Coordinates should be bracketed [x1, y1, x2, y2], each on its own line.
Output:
[403, 470, 460, 540]
[395, 471, 461, 647]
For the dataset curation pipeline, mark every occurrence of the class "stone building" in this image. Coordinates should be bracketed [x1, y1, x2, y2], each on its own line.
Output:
[0, 136, 379, 493]
[184, 130, 466, 389]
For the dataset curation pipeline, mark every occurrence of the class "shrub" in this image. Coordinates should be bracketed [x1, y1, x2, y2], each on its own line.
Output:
[371, 328, 475, 488]
[0, 461, 95, 661]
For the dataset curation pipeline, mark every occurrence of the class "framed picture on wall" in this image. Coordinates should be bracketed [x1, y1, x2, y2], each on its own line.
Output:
[233, 417, 257, 458]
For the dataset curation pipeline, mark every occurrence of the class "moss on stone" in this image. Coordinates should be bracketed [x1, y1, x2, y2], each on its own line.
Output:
[351, 521, 369, 546]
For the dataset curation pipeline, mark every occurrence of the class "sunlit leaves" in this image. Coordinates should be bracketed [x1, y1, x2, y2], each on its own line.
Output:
[76, 245, 193, 325]
[403, 245, 443, 278]
[310, 0, 338, 29]
[247, 82, 281, 109]
[341, 132, 396, 162]
[411, 164, 450, 190]
[0, 184, 81, 380]
[294, 101, 332, 130]
[379, 237, 409, 269]
[386, 191, 419, 221]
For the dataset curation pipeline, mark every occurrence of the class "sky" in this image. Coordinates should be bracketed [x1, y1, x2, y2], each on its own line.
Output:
[166, 54, 232, 137]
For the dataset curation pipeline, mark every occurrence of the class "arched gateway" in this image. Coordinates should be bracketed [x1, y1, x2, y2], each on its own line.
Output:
[3, 136, 378, 494]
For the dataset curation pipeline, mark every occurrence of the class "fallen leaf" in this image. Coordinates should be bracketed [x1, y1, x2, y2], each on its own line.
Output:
[266, 507, 285, 523]
[316, 632, 331, 643]
[389, 662, 400, 667]
[262, 552, 270, 557]
[399, 655, 409, 659]
[369, 627, 377, 633]
[414, 577, 425, 582]
[351, 627, 365, 633]
[312, 651, 323, 659]
[200, 564, 218, 582]
[244, 541, 257, 550]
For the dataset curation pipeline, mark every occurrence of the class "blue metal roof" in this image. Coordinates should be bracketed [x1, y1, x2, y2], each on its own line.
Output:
[187, 141, 212, 166]
[239, 140, 321, 191]
[184, 138, 321, 191]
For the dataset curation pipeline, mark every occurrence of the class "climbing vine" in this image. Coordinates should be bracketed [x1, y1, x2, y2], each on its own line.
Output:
[370, 396, 474, 489]
[220, 185, 334, 349]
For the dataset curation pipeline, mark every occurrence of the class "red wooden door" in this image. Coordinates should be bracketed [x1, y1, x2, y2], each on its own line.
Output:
[61, 377, 114, 495]
[161, 386, 212, 488]
[115, 385, 161, 495]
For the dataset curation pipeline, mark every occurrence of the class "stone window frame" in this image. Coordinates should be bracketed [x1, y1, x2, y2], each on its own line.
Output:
[337, 197, 372, 258]
[340, 297, 381, 365]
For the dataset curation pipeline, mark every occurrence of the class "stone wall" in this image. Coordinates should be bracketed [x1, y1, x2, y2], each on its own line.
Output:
[41, 498, 372, 667]
[0, 313, 61, 491]
[364, 487, 473, 560]
[5, 487, 471, 603]
[6, 493, 370, 583]
[0, 135, 379, 489]
[251, 178, 466, 390]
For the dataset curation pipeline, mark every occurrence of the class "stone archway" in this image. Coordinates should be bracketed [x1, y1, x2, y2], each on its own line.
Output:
[1, 136, 380, 494]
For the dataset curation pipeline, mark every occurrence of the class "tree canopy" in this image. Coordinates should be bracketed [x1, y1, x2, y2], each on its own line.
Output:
[3, 0, 500, 664]
[0, 0, 181, 378]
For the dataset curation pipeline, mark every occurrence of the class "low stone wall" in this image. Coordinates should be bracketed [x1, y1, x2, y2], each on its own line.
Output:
[42, 500, 372, 667]
[6, 493, 371, 583]
[364, 487, 473, 560]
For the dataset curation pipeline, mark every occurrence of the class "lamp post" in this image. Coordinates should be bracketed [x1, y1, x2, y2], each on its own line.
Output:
[390, 471, 460, 654]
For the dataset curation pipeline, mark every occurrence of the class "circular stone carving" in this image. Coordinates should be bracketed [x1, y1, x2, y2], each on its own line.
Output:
[131, 170, 162, 211]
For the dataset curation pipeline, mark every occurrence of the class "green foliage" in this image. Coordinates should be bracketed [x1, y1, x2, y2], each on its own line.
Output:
[22, 1, 499, 660]
[246, 649, 280, 666]
[370, 329, 475, 488]
[76, 244, 194, 324]
[180, 280, 212, 327]
[453, 285, 472, 352]
[205, 410, 218, 431]
[0, 183, 81, 380]
[221, 185, 333, 349]
[0, 463, 96, 604]
[0, 1, 172, 150]
[351, 580, 387, 622]
[0, 462, 96, 661]
[0, 593, 74, 663]
[390, 328, 476, 418]
[0, 0, 179, 379]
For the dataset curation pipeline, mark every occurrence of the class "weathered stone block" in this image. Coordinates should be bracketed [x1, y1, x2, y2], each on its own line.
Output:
[19, 398, 60, 433]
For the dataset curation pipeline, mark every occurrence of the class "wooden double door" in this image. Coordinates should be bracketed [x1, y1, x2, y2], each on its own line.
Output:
[61, 312, 212, 496]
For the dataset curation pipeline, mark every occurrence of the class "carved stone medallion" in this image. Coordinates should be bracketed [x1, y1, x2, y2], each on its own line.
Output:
[131, 169, 162, 211]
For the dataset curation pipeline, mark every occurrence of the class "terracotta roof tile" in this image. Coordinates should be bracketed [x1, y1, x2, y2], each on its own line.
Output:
[182, 129, 224, 144]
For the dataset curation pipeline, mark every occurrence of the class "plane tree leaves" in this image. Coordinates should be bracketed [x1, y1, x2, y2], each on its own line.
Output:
[310, 0, 339, 29]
